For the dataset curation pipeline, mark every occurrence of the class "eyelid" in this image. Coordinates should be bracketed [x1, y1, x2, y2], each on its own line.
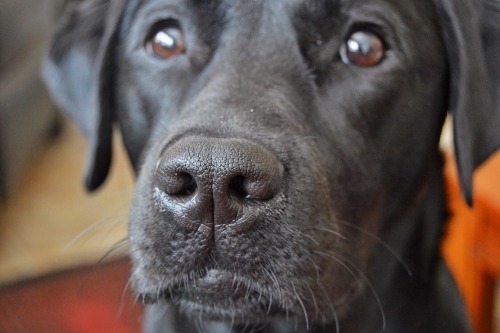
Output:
[145, 19, 182, 45]
[344, 7, 402, 52]
[345, 23, 390, 50]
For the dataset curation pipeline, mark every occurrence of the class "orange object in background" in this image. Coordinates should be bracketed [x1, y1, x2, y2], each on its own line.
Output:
[443, 151, 500, 333]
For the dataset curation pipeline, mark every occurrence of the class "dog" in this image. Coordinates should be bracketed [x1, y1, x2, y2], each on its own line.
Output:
[43, 0, 500, 332]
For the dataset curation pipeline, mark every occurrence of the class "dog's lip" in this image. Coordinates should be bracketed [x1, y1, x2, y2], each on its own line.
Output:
[139, 269, 270, 305]
[167, 269, 284, 320]
[195, 269, 233, 288]
[183, 269, 256, 299]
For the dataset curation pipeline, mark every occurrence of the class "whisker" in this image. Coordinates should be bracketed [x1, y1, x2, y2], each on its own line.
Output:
[64, 213, 129, 251]
[96, 238, 129, 265]
[317, 281, 340, 333]
[306, 256, 321, 284]
[292, 282, 310, 330]
[117, 275, 134, 317]
[336, 220, 412, 276]
[125, 271, 141, 307]
[264, 267, 282, 305]
[195, 314, 205, 333]
[229, 308, 236, 332]
[316, 250, 387, 331]
[76, 239, 130, 292]
[302, 233, 320, 246]
[267, 290, 274, 315]
[305, 283, 319, 321]
[314, 251, 363, 286]
[314, 226, 347, 240]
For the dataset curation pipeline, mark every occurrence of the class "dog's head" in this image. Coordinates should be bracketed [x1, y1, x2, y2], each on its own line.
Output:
[44, 0, 500, 328]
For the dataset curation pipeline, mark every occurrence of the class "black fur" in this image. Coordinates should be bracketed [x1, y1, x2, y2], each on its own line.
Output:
[43, 0, 500, 332]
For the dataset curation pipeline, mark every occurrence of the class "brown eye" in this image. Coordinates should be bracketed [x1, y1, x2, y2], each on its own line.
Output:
[340, 31, 386, 67]
[146, 25, 186, 59]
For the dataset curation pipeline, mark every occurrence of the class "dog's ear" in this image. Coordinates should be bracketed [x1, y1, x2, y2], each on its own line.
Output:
[435, 0, 500, 205]
[43, 0, 125, 191]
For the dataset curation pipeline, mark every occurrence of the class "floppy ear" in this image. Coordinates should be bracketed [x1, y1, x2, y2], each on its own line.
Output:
[43, 0, 125, 191]
[435, 0, 500, 205]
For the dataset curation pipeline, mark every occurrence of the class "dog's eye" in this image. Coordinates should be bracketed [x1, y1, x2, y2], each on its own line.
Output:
[146, 25, 186, 59]
[340, 31, 386, 67]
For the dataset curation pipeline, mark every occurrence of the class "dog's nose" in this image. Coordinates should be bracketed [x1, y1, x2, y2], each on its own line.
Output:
[155, 137, 284, 231]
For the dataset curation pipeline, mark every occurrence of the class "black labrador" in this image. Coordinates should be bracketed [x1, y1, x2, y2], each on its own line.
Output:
[43, 0, 500, 332]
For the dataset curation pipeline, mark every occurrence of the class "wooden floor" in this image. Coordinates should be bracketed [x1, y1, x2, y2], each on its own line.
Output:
[0, 121, 134, 284]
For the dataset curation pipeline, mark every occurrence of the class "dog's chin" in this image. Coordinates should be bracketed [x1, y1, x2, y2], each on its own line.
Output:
[137, 269, 281, 322]
[135, 265, 364, 325]
[175, 297, 271, 323]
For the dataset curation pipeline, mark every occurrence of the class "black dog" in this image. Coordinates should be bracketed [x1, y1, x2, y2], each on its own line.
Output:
[43, 0, 500, 332]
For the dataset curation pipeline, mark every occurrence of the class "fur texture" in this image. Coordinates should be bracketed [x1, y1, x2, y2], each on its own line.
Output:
[44, 0, 500, 332]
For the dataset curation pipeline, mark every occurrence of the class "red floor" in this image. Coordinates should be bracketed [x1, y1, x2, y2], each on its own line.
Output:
[0, 259, 143, 333]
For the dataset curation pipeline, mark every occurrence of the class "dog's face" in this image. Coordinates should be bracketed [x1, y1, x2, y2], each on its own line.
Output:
[121, 0, 447, 322]
[44, 0, 500, 329]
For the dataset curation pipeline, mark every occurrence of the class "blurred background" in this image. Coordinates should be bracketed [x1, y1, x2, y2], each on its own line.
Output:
[0, 0, 498, 332]
[0, 0, 141, 331]
[0, 0, 135, 280]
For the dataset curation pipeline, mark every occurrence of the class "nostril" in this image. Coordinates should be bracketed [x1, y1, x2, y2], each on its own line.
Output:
[228, 175, 250, 200]
[157, 170, 198, 198]
[227, 171, 281, 202]
[172, 172, 197, 197]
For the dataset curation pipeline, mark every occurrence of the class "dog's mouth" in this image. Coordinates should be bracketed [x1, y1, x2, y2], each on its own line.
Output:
[136, 269, 283, 321]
